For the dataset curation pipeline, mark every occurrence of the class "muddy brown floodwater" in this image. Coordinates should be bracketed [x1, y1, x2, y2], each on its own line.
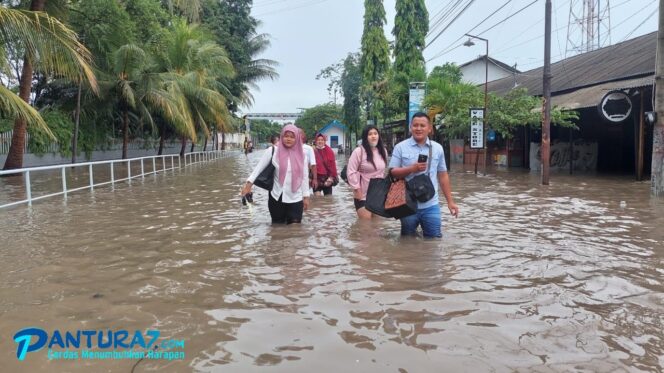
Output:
[0, 149, 663, 372]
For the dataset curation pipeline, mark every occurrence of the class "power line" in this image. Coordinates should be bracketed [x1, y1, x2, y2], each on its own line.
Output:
[426, 0, 525, 62]
[253, 0, 331, 17]
[499, 2, 658, 77]
[427, 0, 470, 38]
[427, 1, 463, 37]
[493, 0, 635, 56]
[474, 0, 540, 37]
[425, 0, 477, 49]
[425, 0, 515, 60]
[621, 6, 658, 41]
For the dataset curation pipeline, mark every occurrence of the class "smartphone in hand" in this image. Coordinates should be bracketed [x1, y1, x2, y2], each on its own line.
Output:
[418, 154, 428, 163]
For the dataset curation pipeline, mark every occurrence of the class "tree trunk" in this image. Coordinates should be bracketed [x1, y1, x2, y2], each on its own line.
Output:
[3, 53, 35, 170]
[190, 141, 195, 153]
[122, 109, 129, 159]
[202, 137, 207, 151]
[179, 136, 186, 157]
[72, 80, 82, 163]
[158, 121, 165, 156]
[2, 0, 48, 170]
[221, 131, 226, 150]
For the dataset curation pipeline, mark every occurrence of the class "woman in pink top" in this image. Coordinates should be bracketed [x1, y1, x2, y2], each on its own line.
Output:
[347, 125, 388, 219]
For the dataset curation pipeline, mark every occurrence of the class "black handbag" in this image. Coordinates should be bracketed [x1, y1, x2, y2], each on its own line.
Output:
[364, 177, 392, 218]
[407, 145, 435, 203]
[254, 147, 275, 191]
[340, 165, 348, 183]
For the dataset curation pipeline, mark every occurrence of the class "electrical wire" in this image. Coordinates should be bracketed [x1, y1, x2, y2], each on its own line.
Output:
[425, 0, 477, 49]
[427, 0, 470, 38]
[427, 0, 539, 62]
[425, 0, 515, 60]
[253, 0, 331, 17]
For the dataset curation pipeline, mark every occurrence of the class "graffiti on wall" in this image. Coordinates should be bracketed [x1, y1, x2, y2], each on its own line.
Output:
[450, 139, 465, 163]
[530, 141, 598, 171]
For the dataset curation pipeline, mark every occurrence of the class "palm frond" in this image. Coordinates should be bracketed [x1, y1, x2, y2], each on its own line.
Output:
[0, 8, 97, 92]
[0, 84, 52, 137]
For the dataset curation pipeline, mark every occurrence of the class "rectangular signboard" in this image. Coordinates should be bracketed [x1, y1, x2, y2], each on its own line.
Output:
[469, 108, 484, 149]
[408, 85, 426, 126]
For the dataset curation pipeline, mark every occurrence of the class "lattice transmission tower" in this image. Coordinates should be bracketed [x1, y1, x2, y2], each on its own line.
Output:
[566, 0, 611, 56]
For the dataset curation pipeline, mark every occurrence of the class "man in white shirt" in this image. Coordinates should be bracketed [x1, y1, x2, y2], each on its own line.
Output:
[299, 129, 318, 190]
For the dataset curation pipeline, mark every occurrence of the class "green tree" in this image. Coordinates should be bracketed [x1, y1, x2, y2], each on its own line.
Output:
[488, 89, 578, 138]
[341, 54, 362, 137]
[392, 0, 428, 78]
[428, 63, 462, 83]
[360, 0, 390, 120]
[317, 53, 362, 136]
[155, 20, 235, 155]
[1, 2, 97, 170]
[68, 0, 136, 71]
[200, 0, 277, 113]
[391, 0, 428, 127]
[295, 103, 342, 139]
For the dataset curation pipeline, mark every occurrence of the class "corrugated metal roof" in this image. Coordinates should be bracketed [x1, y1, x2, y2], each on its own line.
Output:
[487, 31, 656, 96]
[552, 76, 653, 110]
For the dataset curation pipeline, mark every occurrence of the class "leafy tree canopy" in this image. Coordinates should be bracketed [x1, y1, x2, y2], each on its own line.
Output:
[295, 103, 342, 140]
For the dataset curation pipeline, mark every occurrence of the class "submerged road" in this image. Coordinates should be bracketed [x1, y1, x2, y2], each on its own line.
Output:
[0, 149, 662, 372]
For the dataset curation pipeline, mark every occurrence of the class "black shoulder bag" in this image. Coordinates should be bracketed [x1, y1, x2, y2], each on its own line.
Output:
[254, 147, 275, 191]
[407, 145, 435, 203]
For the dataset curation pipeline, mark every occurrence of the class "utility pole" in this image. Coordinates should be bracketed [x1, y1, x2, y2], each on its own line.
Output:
[652, 0, 664, 196]
[542, 0, 552, 185]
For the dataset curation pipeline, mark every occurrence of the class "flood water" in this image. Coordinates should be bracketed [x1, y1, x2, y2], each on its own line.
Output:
[1, 149, 663, 372]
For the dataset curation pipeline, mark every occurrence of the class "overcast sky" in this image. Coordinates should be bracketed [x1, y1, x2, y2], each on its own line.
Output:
[247, 0, 658, 114]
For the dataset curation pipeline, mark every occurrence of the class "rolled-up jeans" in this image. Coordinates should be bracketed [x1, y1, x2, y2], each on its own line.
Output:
[399, 204, 442, 238]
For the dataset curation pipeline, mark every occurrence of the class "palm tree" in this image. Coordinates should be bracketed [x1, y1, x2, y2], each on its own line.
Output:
[155, 20, 235, 156]
[231, 32, 279, 109]
[99, 44, 193, 159]
[0, 4, 97, 170]
[162, 0, 201, 22]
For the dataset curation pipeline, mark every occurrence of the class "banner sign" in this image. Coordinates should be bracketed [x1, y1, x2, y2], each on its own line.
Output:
[408, 84, 426, 126]
[470, 108, 485, 149]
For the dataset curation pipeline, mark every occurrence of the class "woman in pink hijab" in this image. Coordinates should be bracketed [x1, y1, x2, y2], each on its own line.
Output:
[241, 124, 311, 224]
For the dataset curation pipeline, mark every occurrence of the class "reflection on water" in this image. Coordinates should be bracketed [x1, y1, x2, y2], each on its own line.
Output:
[0, 149, 663, 372]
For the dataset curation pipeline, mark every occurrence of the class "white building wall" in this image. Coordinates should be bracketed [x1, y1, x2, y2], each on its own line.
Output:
[460, 61, 514, 85]
[321, 127, 345, 149]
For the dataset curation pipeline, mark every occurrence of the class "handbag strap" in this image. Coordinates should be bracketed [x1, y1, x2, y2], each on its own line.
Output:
[426, 143, 432, 173]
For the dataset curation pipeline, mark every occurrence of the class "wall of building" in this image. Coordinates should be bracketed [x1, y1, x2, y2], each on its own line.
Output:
[321, 127, 344, 149]
[461, 61, 515, 85]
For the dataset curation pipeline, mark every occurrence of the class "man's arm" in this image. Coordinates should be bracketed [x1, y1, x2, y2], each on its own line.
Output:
[437, 172, 459, 217]
[388, 144, 426, 179]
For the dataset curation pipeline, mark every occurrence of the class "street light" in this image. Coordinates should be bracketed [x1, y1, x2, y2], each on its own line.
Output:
[464, 33, 489, 175]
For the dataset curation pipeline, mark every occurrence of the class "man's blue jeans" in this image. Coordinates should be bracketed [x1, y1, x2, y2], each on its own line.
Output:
[400, 204, 442, 238]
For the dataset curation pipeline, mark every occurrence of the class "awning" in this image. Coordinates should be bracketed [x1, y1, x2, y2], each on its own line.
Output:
[551, 76, 653, 110]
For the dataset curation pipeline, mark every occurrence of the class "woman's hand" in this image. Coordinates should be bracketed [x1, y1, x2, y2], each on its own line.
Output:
[303, 197, 310, 210]
[240, 181, 252, 196]
[353, 189, 363, 200]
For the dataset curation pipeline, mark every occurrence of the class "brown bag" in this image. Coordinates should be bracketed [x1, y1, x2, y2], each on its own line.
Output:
[384, 179, 417, 219]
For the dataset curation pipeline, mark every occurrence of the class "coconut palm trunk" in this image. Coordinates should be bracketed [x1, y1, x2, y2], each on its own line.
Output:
[202, 137, 207, 151]
[122, 109, 129, 159]
[158, 121, 165, 156]
[179, 136, 187, 157]
[2, 0, 46, 170]
[72, 80, 82, 163]
[221, 131, 226, 150]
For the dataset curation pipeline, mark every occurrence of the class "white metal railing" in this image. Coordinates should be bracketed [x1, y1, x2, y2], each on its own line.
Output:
[0, 150, 237, 209]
